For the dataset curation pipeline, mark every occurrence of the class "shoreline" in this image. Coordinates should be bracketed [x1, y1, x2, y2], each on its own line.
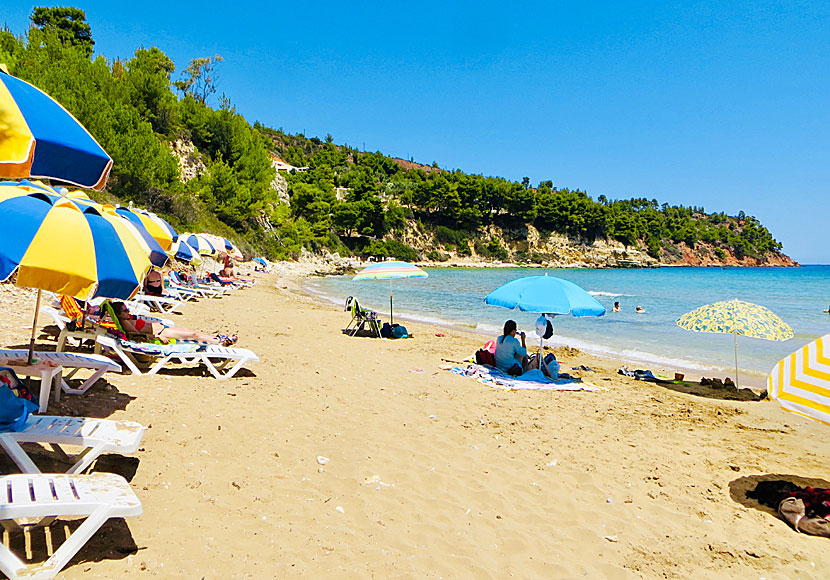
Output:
[287, 261, 771, 391]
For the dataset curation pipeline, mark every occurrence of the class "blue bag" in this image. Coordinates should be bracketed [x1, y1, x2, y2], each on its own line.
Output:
[391, 325, 409, 339]
[0, 367, 39, 432]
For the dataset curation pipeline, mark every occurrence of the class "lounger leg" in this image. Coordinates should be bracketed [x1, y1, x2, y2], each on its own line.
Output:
[0, 436, 41, 474]
[37, 369, 62, 414]
[0, 542, 27, 580]
[34, 505, 112, 579]
[66, 443, 107, 475]
[146, 354, 175, 376]
[201, 356, 248, 380]
[61, 368, 106, 395]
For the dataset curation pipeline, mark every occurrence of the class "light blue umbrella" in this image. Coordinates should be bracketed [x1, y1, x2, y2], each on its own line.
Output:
[484, 274, 605, 371]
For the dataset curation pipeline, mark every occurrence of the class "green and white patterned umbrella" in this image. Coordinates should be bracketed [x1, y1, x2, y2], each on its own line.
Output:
[676, 298, 793, 387]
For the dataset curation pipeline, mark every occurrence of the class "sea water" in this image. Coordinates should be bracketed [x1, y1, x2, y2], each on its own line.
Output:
[307, 265, 830, 386]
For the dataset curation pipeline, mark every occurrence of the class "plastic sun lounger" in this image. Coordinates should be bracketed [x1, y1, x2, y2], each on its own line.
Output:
[0, 416, 144, 474]
[42, 306, 174, 354]
[0, 472, 141, 580]
[95, 335, 259, 380]
[0, 350, 121, 412]
[131, 294, 186, 314]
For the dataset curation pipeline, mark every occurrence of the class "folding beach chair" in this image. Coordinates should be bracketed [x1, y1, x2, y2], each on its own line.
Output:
[0, 472, 141, 580]
[344, 296, 381, 338]
[0, 415, 144, 474]
[96, 335, 259, 380]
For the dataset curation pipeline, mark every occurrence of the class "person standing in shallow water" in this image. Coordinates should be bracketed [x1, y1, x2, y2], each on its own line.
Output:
[613, 301, 620, 312]
[494, 320, 528, 374]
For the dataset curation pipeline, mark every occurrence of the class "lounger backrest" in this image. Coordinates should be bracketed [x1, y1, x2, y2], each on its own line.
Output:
[99, 301, 127, 335]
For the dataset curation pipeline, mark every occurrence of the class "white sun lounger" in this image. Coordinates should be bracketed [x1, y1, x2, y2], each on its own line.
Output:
[0, 416, 144, 475]
[131, 294, 186, 314]
[0, 350, 121, 412]
[96, 335, 259, 380]
[0, 472, 141, 580]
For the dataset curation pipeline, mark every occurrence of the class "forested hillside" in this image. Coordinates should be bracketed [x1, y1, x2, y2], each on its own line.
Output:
[0, 8, 792, 266]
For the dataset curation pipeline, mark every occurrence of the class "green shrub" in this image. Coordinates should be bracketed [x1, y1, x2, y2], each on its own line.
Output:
[427, 250, 449, 262]
[457, 238, 471, 255]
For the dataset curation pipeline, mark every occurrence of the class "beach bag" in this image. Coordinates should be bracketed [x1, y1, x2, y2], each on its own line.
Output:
[0, 367, 38, 432]
[475, 349, 496, 366]
[381, 322, 393, 338]
[392, 325, 408, 339]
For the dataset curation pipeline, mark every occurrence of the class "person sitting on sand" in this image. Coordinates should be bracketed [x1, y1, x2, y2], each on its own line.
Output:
[109, 302, 237, 346]
[636, 305, 645, 313]
[613, 301, 620, 312]
[494, 320, 528, 375]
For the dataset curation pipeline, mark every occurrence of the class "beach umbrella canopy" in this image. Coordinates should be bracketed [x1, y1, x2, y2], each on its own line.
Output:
[252, 257, 267, 267]
[0, 65, 112, 190]
[224, 238, 243, 260]
[676, 298, 793, 387]
[135, 208, 177, 243]
[0, 181, 164, 268]
[180, 233, 217, 256]
[484, 274, 606, 317]
[168, 238, 202, 266]
[484, 274, 605, 371]
[115, 206, 173, 251]
[0, 183, 153, 361]
[768, 334, 830, 425]
[353, 260, 428, 326]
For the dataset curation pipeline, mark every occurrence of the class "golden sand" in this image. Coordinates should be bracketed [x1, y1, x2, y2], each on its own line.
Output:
[0, 272, 828, 579]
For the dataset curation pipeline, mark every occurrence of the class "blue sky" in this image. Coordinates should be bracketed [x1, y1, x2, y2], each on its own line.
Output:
[4, 1, 829, 262]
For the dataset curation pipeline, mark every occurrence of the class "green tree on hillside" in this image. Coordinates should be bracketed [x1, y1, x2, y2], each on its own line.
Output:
[174, 55, 223, 103]
[30, 6, 94, 56]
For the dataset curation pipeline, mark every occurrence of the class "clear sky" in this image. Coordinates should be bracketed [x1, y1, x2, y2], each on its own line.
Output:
[4, 1, 828, 263]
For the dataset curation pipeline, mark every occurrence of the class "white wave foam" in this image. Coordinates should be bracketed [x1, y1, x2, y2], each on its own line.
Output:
[588, 291, 634, 297]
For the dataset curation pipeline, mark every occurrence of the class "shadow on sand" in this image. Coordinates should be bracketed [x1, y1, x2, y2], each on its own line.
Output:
[729, 473, 830, 517]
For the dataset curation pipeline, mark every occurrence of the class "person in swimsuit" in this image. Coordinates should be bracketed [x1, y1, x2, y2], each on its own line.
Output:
[110, 302, 237, 346]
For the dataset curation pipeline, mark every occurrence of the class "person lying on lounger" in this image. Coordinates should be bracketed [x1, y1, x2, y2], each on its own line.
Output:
[109, 302, 237, 346]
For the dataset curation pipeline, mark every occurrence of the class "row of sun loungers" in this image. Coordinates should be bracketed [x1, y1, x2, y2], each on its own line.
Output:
[0, 274, 258, 578]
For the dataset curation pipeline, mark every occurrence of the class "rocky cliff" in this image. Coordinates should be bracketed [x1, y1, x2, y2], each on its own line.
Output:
[396, 221, 796, 268]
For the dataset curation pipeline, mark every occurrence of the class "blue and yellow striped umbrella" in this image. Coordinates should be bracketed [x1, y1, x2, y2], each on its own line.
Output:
[0, 66, 112, 190]
[115, 206, 174, 251]
[168, 238, 202, 266]
[181, 233, 217, 256]
[676, 298, 793, 387]
[136, 209, 177, 243]
[0, 183, 152, 300]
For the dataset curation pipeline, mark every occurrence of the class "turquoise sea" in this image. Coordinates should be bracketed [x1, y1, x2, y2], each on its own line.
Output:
[307, 265, 830, 387]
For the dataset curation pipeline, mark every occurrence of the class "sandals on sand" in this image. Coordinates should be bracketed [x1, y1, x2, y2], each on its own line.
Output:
[215, 333, 238, 347]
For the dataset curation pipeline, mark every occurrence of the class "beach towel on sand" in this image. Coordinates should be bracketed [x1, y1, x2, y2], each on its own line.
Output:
[447, 364, 605, 392]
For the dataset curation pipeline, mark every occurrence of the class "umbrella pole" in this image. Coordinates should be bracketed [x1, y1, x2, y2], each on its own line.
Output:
[389, 280, 393, 326]
[734, 332, 739, 388]
[27, 289, 42, 365]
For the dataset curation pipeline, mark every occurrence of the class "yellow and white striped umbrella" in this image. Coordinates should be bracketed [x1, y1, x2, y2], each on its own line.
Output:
[768, 334, 830, 425]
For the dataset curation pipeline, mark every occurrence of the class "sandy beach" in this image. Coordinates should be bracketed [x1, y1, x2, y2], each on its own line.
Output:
[0, 270, 828, 580]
